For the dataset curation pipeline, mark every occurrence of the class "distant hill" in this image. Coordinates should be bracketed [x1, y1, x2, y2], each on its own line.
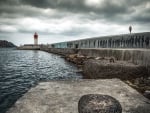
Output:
[0, 40, 16, 48]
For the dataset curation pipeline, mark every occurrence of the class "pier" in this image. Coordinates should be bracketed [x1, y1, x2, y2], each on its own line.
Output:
[7, 79, 150, 113]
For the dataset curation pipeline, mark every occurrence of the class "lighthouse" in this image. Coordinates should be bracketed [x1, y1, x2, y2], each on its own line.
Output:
[34, 32, 38, 45]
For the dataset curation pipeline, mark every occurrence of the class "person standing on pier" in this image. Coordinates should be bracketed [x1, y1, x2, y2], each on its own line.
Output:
[129, 26, 132, 34]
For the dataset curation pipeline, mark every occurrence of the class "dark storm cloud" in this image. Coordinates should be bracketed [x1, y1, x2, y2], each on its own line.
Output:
[21, 0, 85, 12]
[0, 0, 150, 21]
[20, 0, 149, 17]
[0, 0, 150, 34]
[0, 0, 20, 5]
[19, 0, 129, 20]
[0, 0, 149, 46]
[0, 5, 44, 18]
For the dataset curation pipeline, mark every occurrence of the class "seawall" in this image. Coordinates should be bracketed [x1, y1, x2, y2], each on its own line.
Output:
[40, 47, 150, 98]
[51, 32, 150, 48]
[41, 48, 150, 68]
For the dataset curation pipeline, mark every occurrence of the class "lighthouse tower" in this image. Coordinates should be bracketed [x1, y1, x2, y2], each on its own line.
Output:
[34, 32, 38, 45]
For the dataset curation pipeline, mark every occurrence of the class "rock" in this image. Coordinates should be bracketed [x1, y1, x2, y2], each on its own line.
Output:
[126, 80, 137, 87]
[66, 54, 77, 62]
[78, 94, 122, 113]
[99, 57, 105, 60]
[75, 70, 83, 73]
[134, 78, 141, 85]
[68, 54, 78, 59]
[66, 54, 87, 65]
[144, 90, 150, 99]
[83, 59, 149, 79]
[109, 57, 115, 63]
[95, 57, 116, 63]
[77, 55, 86, 58]
[134, 77, 148, 85]
[76, 55, 86, 65]
[87, 56, 95, 59]
[95, 57, 101, 60]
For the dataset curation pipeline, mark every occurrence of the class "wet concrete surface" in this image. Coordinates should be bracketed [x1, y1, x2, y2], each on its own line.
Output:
[7, 79, 150, 113]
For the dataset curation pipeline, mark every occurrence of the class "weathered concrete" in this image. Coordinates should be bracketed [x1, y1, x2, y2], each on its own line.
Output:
[7, 79, 150, 113]
[52, 32, 150, 48]
[42, 48, 150, 70]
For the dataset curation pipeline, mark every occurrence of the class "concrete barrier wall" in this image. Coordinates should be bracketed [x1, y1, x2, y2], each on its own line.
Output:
[41, 47, 150, 67]
[52, 32, 150, 49]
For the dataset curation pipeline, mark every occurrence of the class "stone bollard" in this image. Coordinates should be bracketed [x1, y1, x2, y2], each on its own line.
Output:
[78, 94, 122, 113]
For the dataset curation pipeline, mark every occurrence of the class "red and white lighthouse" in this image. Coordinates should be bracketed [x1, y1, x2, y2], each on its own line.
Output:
[34, 32, 38, 45]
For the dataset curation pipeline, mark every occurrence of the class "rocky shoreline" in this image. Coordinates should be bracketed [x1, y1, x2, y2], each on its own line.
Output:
[64, 53, 150, 99]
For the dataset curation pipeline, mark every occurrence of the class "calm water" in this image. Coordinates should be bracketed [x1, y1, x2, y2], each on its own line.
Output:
[0, 48, 82, 113]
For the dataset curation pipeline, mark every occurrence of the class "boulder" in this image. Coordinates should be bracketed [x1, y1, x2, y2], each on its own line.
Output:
[66, 54, 87, 65]
[144, 90, 150, 99]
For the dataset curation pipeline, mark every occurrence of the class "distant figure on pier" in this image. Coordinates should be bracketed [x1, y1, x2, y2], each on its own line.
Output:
[129, 26, 132, 34]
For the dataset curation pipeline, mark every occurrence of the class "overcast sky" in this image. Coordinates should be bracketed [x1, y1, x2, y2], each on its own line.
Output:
[0, 0, 150, 45]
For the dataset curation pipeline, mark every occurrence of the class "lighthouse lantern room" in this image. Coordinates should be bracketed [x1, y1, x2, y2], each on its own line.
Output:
[34, 32, 38, 45]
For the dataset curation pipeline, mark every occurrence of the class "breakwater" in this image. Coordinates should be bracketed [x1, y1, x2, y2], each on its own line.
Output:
[41, 48, 150, 68]
[40, 47, 150, 98]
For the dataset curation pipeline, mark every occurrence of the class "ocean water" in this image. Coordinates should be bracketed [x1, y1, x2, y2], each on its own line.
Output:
[0, 48, 82, 113]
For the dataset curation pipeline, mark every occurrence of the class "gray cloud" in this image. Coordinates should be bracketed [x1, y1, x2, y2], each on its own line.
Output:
[0, 0, 150, 22]
[19, 0, 149, 18]
[61, 26, 92, 36]
[0, 0, 150, 45]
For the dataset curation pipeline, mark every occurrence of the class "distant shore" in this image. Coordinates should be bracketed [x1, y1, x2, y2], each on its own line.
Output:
[0, 40, 16, 48]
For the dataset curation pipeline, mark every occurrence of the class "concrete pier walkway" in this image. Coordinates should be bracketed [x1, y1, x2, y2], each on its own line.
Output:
[7, 79, 150, 113]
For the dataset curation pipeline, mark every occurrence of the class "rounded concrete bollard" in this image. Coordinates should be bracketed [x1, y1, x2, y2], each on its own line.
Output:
[78, 94, 122, 113]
